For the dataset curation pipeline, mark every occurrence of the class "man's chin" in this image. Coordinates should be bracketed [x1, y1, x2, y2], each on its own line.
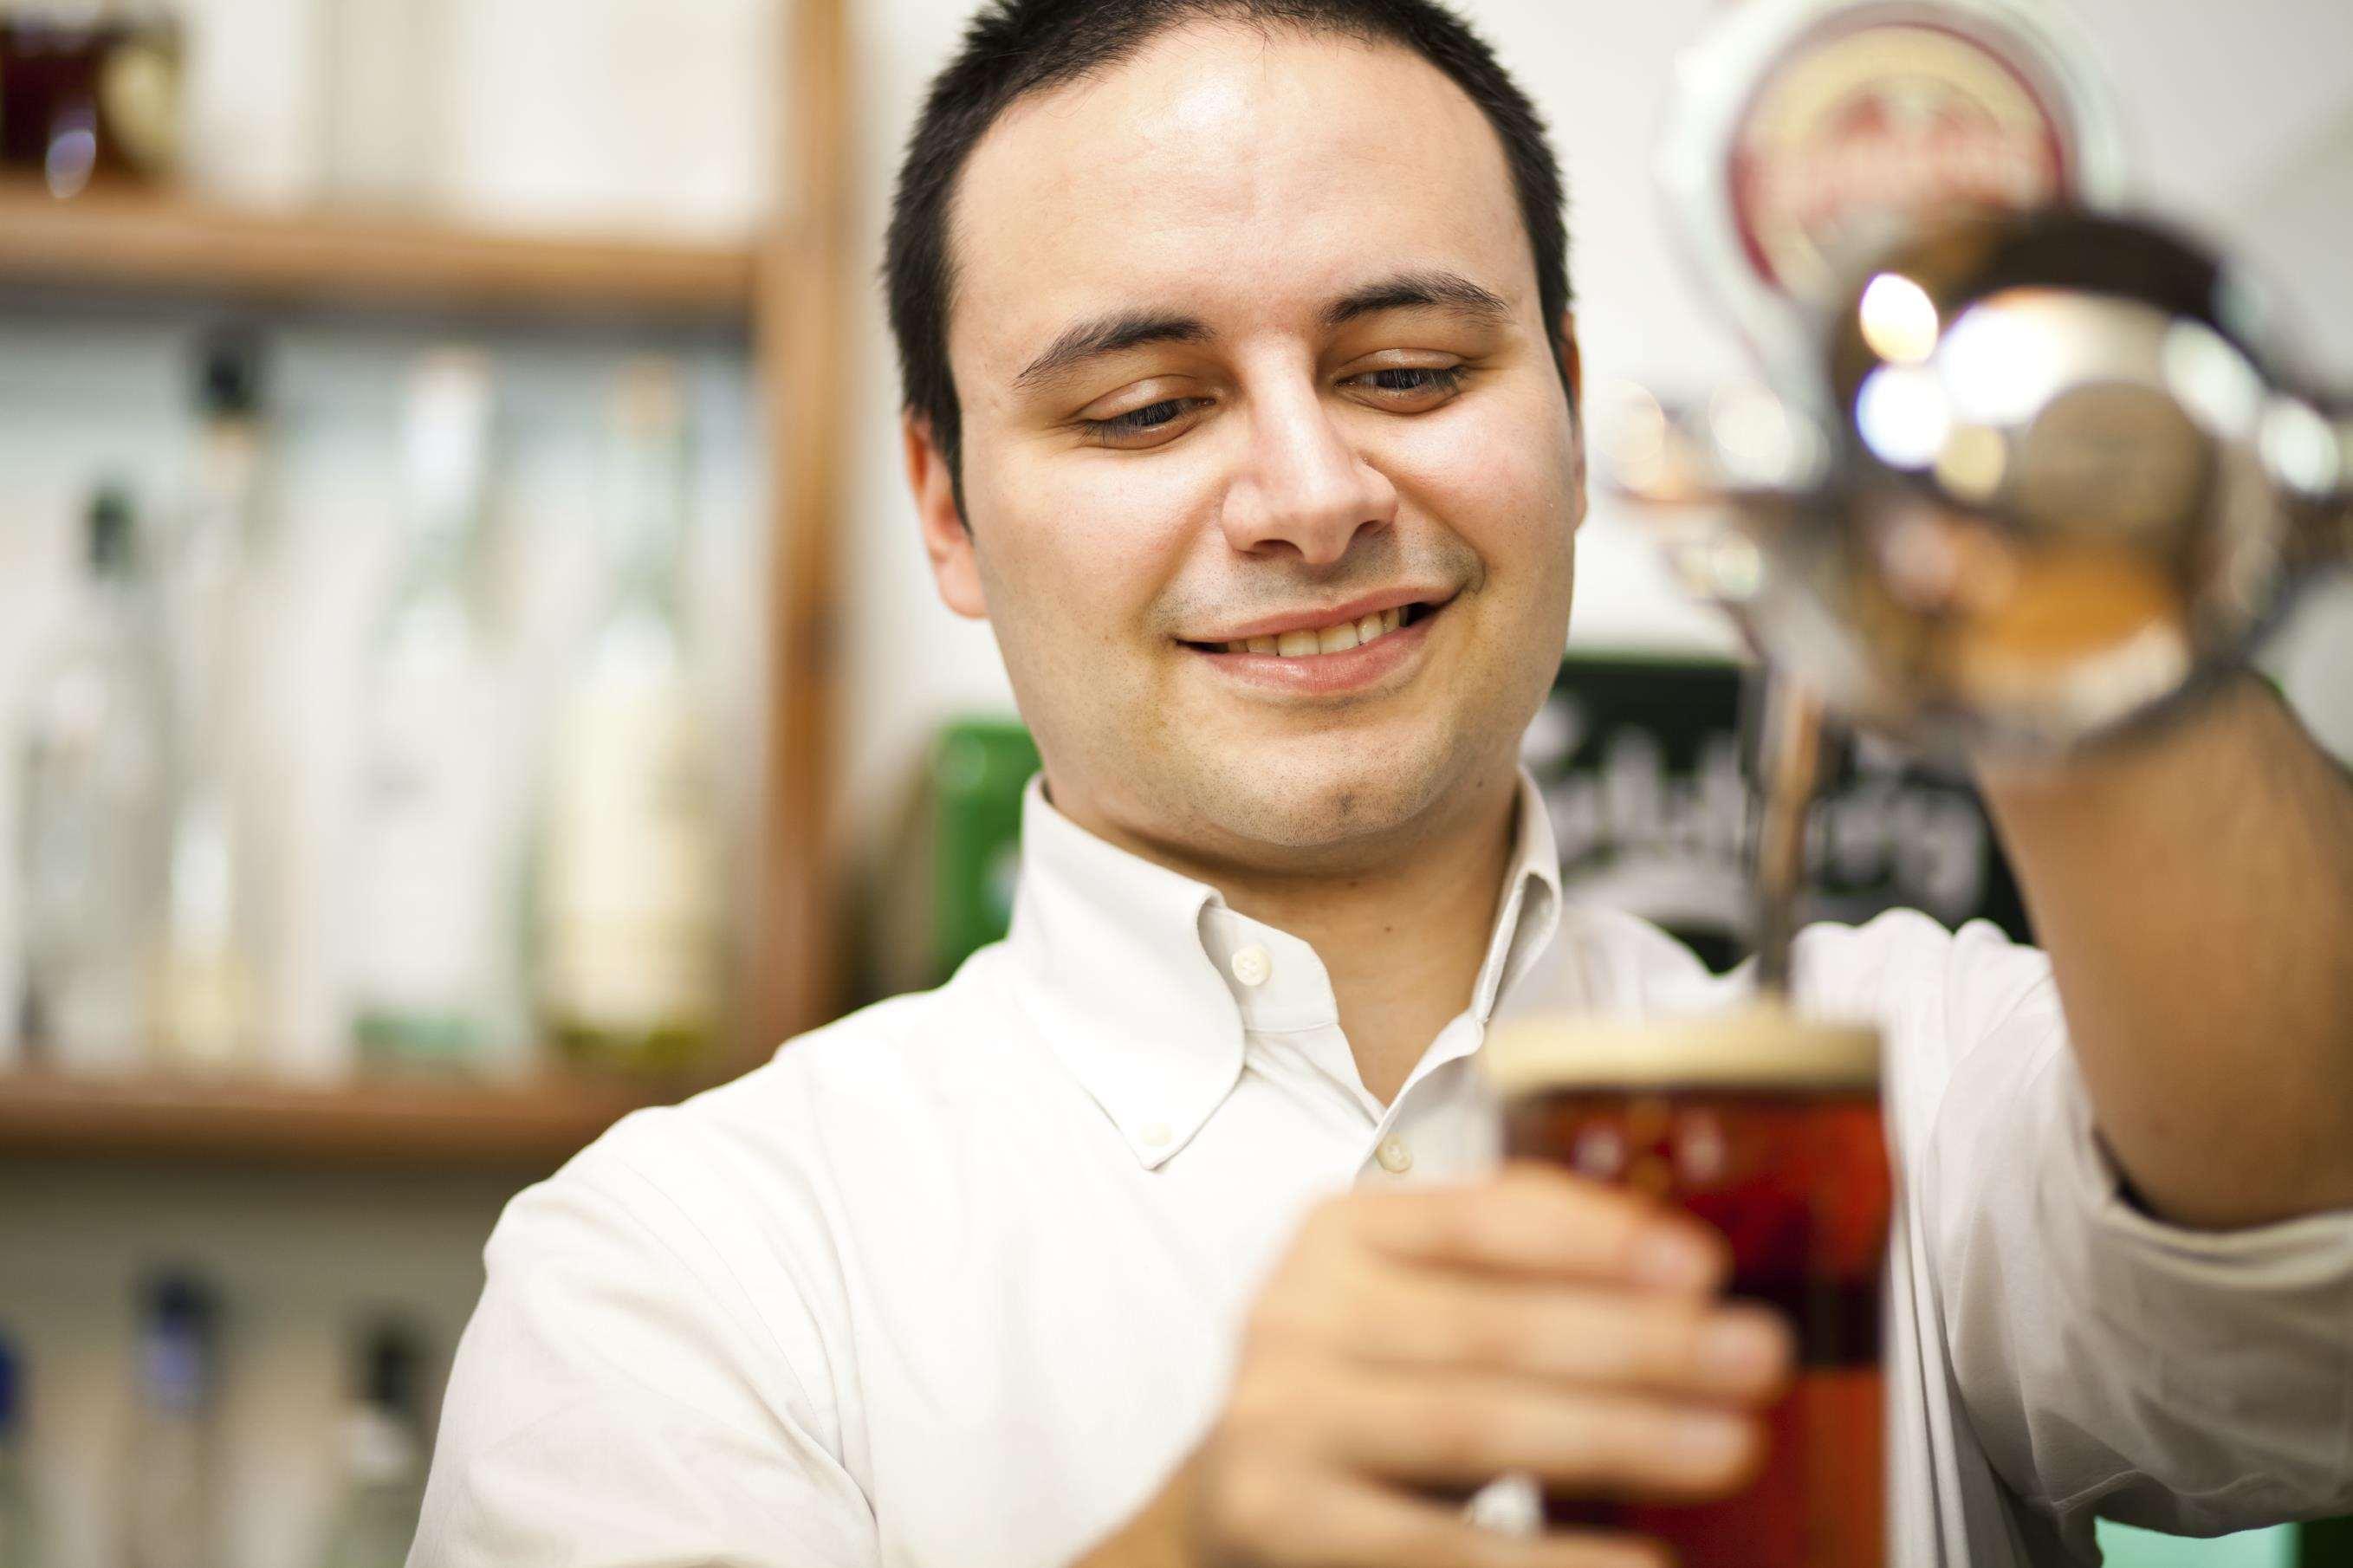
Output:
[1174, 739, 1471, 860]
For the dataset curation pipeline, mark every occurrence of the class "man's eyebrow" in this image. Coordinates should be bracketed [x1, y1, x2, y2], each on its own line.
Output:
[1014, 311, 1214, 392]
[1321, 269, 1511, 331]
[1010, 270, 1510, 393]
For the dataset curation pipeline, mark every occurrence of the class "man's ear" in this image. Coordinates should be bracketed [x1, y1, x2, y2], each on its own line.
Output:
[1558, 308, 1589, 518]
[903, 411, 988, 620]
[1555, 307, 1584, 420]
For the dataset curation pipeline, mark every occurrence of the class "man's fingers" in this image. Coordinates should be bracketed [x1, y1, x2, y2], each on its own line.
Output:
[1208, 1463, 1671, 1568]
[1342, 1163, 1729, 1292]
[1221, 1169, 1765, 1564]
[1343, 1273, 1795, 1403]
[1304, 1370, 1766, 1498]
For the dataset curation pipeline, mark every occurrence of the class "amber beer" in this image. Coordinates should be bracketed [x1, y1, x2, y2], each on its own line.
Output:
[1487, 1005, 1890, 1567]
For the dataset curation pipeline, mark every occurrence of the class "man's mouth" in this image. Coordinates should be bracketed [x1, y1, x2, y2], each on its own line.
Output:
[1181, 598, 1447, 658]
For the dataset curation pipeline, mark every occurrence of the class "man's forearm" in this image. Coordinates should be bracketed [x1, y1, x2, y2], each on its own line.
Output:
[1977, 671, 2353, 1229]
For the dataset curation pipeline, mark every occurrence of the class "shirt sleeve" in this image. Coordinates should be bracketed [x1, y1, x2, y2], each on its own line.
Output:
[407, 1137, 878, 1568]
[1806, 912, 2353, 1552]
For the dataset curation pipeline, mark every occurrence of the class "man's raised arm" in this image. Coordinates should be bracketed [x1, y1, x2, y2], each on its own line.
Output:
[1978, 671, 2353, 1230]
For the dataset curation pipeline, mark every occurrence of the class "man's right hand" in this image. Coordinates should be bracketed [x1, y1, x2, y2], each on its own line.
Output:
[1079, 1162, 1794, 1568]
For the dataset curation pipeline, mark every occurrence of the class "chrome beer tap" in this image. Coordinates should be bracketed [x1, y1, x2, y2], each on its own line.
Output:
[1604, 0, 2353, 992]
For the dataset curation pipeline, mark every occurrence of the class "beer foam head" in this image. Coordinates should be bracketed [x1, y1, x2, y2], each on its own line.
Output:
[1481, 1001, 1879, 1098]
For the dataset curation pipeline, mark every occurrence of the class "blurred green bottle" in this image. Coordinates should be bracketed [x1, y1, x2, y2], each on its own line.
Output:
[156, 330, 269, 1072]
[351, 351, 506, 1069]
[16, 484, 169, 1072]
[538, 360, 723, 1077]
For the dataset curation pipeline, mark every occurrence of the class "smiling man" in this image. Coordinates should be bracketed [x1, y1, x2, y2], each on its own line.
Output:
[410, 3, 2353, 1566]
[909, 10, 1584, 1110]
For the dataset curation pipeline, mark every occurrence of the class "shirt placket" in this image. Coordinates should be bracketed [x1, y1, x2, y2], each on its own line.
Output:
[1356, 1011, 1492, 1184]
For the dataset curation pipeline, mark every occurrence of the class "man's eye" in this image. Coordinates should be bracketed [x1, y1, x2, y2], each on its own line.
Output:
[1078, 366, 1468, 447]
[1084, 398, 1194, 438]
[1358, 365, 1468, 398]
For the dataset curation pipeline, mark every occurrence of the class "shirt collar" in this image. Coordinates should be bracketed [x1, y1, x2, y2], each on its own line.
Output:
[1002, 769, 1564, 1168]
[1479, 774, 1565, 1023]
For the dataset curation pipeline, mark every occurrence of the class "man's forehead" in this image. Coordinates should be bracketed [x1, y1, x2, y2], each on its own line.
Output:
[946, 21, 1531, 383]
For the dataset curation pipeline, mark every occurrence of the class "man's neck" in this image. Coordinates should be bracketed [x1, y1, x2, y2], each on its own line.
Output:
[1076, 774, 1523, 1107]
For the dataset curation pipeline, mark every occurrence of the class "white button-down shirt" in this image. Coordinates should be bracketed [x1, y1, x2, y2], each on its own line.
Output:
[412, 772, 2353, 1568]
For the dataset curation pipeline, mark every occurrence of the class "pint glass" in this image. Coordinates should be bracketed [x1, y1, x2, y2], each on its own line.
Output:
[1485, 1004, 1890, 1568]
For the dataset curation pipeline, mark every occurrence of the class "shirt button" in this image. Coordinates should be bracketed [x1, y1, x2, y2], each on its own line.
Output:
[1376, 1138, 1413, 1174]
[1140, 1122, 1172, 1148]
[1230, 944, 1273, 987]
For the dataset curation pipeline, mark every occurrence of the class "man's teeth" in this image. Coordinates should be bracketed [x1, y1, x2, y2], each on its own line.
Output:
[1227, 606, 1406, 657]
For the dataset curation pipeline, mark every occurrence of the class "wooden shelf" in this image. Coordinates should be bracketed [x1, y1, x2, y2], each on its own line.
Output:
[0, 0, 852, 1095]
[0, 1067, 681, 1170]
[0, 180, 755, 321]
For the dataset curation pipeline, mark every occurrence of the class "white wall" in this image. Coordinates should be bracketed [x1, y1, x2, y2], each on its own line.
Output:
[835, 0, 2353, 846]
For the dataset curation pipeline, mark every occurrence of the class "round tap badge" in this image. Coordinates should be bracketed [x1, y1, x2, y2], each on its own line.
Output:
[1659, 0, 2123, 375]
[1730, 19, 2066, 304]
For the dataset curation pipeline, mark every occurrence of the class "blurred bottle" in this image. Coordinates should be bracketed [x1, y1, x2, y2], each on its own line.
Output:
[538, 360, 723, 1076]
[16, 483, 168, 1073]
[125, 1271, 217, 1568]
[350, 351, 507, 1071]
[156, 331, 267, 1073]
[320, 0, 450, 209]
[0, 4, 183, 198]
[861, 718, 1039, 1002]
[0, 1332, 29, 1568]
[317, 1320, 428, 1568]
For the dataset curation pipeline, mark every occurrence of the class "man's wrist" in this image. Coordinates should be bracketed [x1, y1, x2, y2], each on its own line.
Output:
[1970, 664, 2277, 805]
[1068, 1450, 1207, 1568]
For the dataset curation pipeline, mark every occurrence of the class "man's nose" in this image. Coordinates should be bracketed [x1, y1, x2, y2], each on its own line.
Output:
[1218, 386, 1399, 566]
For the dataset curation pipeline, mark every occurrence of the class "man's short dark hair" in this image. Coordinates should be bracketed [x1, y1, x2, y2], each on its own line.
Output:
[883, 0, 1574, 522]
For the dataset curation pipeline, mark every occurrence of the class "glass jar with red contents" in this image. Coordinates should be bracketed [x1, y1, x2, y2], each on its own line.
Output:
[1486, 1002, 1891, 1568]
[0, 6, 183, 196]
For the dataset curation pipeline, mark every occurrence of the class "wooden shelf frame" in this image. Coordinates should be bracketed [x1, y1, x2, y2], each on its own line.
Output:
[758, 0, 852, 1065]
[0, 0, 852, 1163]
[0, 180, 756, 321]
[0, 1068, 672, 1170]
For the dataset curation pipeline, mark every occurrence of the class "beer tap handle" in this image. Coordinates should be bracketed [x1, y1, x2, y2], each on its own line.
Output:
[1594, 379, 1844, 996]
[1748, 677, 1831, 999]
